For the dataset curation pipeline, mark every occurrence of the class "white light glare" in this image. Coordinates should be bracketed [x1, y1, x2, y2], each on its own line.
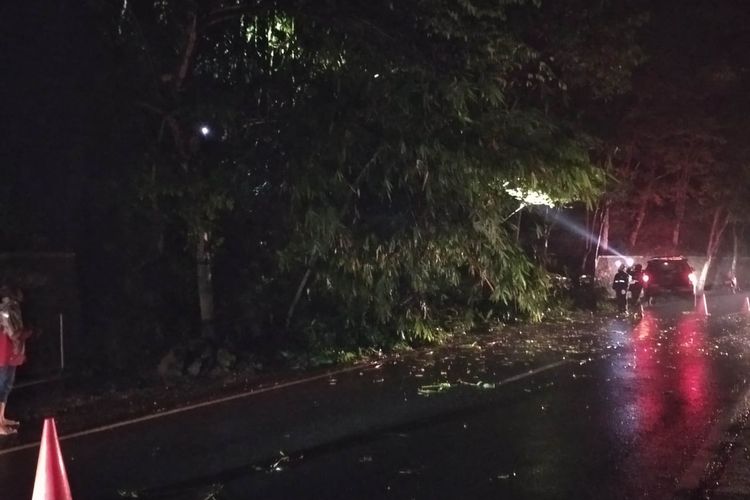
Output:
[200, 126, 210, 137]
[625, 257, 634, 266]
[503, 183, 555, 207]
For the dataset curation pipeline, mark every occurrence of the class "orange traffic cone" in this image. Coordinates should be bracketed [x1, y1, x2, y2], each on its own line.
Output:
[696, 294, 709, 316]
[32, 418, 72, 500]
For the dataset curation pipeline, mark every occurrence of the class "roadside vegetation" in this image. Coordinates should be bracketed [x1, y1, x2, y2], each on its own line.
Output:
[63, 0, 647, 377]
[27, 1, 750, 379]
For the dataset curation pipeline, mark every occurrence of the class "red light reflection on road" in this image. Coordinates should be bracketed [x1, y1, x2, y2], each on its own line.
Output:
[629, 310, 714, 470]
[631, 310, 662, 431]
[676, 314, 708, 410]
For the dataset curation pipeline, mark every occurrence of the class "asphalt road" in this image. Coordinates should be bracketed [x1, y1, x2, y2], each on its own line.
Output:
[2, 295, 750, 499]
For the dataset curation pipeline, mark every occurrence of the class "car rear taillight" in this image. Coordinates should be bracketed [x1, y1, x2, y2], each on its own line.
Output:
[688, 272, 697, 285]
[642, 274, 650, 283]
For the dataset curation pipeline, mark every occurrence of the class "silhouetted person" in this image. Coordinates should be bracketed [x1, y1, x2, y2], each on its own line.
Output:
[628, 264, 644, 308]
[612, 264, 630, 314]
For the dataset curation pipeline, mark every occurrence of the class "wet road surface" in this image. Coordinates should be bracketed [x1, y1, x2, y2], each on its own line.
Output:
[2, 297, 750, 499]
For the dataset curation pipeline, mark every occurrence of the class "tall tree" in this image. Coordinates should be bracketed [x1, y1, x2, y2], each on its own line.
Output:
[611, 0, 750, 261]
[93, 0, 646, 346]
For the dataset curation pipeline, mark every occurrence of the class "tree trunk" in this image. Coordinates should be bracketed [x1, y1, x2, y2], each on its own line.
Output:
[598, 202, 610, 256]
[196, 230, 215, 338]
[732, 222, 738, 277]
[599, 149, 613, 256]
[286, 268, 312, 329]
[629, 178, 654, 249]
[594, 201, 610, 274]
[540, 207, 554, 267]
[697, 206, 730, 293]
[672, 169, 689, 249]
[581, 205, 600, 272]
[731, 222, 740, 291]
[515, 209, 523, 242]
[580, 207, 591, 272]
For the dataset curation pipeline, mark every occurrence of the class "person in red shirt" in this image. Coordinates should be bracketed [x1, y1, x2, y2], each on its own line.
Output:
[0, 287, 28, 435]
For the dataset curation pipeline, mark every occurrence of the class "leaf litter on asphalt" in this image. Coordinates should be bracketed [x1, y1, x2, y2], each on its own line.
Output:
[417, 382, 453, 395]
[417, 379, 496, 396]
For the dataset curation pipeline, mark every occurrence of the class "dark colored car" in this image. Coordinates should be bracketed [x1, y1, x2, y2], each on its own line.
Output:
[642, 257, 696, 303]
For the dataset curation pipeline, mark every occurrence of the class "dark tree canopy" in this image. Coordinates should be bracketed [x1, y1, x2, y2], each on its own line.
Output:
[607, 0, 750, 257]
[3, 0, 650, 368]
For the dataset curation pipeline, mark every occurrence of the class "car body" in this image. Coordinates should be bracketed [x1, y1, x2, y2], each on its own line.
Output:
[642, 256, 696, 302]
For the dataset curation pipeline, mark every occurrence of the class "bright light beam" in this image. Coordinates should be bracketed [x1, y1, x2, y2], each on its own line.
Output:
[549, 210, 630, 260]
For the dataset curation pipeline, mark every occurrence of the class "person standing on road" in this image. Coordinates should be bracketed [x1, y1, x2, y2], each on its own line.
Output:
[612, 264, 630, 314]
[628, 264, 644, 309]
[0, 286, 29, 435]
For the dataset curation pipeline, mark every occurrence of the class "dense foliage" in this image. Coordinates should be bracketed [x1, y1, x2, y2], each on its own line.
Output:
[13, 1, 648, 368]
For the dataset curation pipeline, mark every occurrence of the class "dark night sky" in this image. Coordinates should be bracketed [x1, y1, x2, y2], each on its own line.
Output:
[0, 1, 99, 251]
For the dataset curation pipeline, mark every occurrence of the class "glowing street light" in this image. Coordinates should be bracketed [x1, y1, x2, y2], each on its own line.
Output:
[200, 125, 211, 137]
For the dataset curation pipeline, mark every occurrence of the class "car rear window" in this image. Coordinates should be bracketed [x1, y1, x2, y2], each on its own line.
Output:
[646, 260, 689, 273]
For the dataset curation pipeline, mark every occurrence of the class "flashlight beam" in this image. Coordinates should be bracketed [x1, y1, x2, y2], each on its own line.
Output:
[549, 210, 629, 260]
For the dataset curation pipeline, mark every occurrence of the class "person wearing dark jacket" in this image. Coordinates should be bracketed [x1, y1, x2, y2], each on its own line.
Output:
[628, 264, 644, 308]
[612, 264, 630, 313]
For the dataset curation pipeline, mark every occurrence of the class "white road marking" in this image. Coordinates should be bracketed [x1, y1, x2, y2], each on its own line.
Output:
[0, 357, 573, 457]
[0, 362, 378, 456]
